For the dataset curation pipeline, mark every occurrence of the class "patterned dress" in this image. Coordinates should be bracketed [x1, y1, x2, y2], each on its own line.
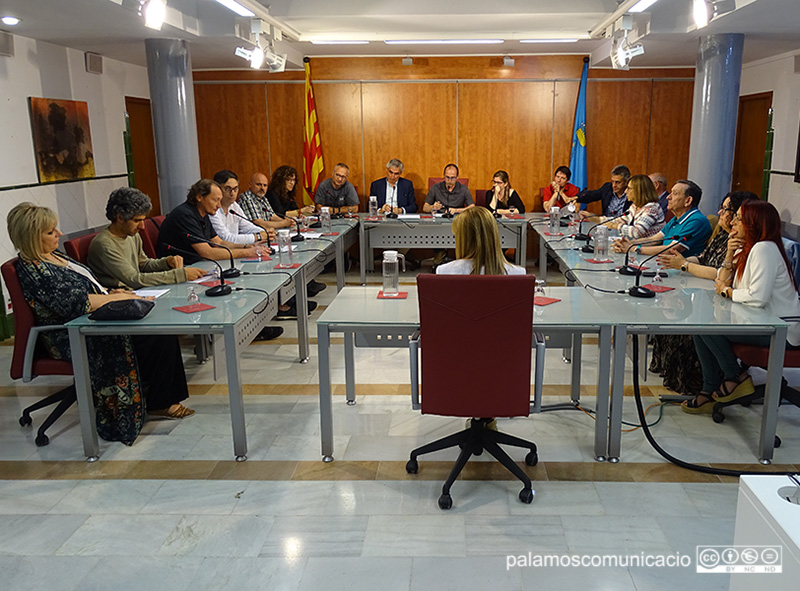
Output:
[648, 230, 730, 395]
[15, 255, 144, 445]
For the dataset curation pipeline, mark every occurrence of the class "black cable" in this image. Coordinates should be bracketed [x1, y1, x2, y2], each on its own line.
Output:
[583, 284, 627, 295]
[630, 334, 798, 477]
[234, 287, 271, 314]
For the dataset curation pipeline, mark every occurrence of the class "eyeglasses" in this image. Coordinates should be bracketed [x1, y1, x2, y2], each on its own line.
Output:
[444, 176, 458, 181]
[492, 180, 504, 185]
[732, 214, 741, 223]
[719, 205, 735, 213]
[223, 186, 239, 193]
[287, 178, 297, 183]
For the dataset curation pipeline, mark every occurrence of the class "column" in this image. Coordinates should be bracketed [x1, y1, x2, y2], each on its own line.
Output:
[144, 38, 201, 214]
[687, 34, 744, 215]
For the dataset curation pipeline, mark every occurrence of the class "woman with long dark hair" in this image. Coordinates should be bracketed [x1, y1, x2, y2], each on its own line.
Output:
[683, 200, 800, 413]
[266, 165, 315, 218]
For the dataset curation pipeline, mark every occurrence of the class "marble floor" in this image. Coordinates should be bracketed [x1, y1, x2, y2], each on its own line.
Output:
[0, 261, 798, 590]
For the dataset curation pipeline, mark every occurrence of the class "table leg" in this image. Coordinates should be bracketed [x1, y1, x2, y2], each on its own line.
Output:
[296, 266, 310, 363]
[607, 324, 628, 462]
[335, 235, 345, 292]
[359, 220, 367, 285]
[594, 324, 612, 462]
[318, 324, 334, 461]
[224, 325, 248, 461]
[571, 332, 582, 403]
[67, 327, 100, 461]
[759, 326, 787, 464]
[539, 233, 547, 279]
[344, 331, 356, 405]
[517, 222, 528, 268]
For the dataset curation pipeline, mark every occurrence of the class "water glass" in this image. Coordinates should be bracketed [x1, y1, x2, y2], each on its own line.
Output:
[535, 279, 547, 297]
[548, 206, 560, 234]
[369, 196, 378, 217]
[594, 226, 609, 259]
[277, 229, 293, 265]
[187, 286, 199, 304]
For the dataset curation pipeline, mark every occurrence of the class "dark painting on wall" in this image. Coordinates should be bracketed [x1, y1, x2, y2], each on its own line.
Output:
[29, 97, 95, 182]
[796, 118, 800, 183]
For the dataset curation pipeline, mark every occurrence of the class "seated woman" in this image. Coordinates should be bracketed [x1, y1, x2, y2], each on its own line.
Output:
[7, 203, 193, 445]
[683, 200, 800, 413]
[606, 174, 664, 240]
[542, 165, 579, 211]
[648, 192, 757, 397]
[437, 206, 525, 276]
[266, 165, 315, 218]
[485, 170, 525, 215]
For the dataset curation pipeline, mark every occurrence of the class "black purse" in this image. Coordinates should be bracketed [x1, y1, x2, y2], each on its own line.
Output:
[89, 298, 155, 321]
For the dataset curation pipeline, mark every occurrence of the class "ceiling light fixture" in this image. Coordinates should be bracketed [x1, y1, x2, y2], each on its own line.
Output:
[140, 0, 166, 31]
[693, 0, 710, 28]
[1, 16, 20, 26]
[385, 39, 503, 45]
[520, 38, 578, 44]
[629, 0, 660, 13]
[610, 33, 645, 70]
[234, 46, 263, 69]
[402, 56, 413, 66]
[503, 56, 515, 67]
[310, 40, 369, 45]
[215, 0, 255, 17]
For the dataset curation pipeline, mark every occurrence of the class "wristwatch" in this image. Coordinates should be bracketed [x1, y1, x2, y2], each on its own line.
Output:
[720, 287, 732, 299]
[680, 262, 688, 273]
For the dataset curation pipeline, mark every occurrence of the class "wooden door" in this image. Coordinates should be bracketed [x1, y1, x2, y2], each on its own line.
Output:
[732, 92, 772, 196]
[125, 96, 161, 215]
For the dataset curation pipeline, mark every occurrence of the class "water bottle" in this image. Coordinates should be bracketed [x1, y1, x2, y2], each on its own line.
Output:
[381, 250, 405, 296]
[187, 286, 199, 304]
[369, 196, 378, 218]
[594, 225, 609, 259]
[320, 206, 332, 234]
[548, 206, 561, 234]
[277, 229, 293, 265]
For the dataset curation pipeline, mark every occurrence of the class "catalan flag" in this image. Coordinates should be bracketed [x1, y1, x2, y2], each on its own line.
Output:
[570, 57, 589, 192]
[302, 58, 324, 206]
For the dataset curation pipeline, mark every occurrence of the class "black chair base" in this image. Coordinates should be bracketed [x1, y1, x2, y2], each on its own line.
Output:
[406, 418, 538, 509]
[18, 385, 77, 447]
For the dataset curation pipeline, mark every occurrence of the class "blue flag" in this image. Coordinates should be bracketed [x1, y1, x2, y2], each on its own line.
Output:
[570, 59, 589, 192]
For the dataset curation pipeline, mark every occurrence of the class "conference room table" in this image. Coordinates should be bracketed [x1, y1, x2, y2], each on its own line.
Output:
[358, 212, 530, 284]
[65, 221, 357, 462]
[533, 223, 790, 464]
[316, 285, 615, 462]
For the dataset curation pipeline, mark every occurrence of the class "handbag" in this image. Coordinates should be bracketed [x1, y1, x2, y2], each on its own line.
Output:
[89, 298, 155, 321]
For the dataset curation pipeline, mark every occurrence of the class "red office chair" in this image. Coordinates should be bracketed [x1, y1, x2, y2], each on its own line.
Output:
[1, 259, 76, 447]
[473, 189, 488, 208]
[407, 274, 538, 509]
[63, 231, 99, 264]
[141, 215, 165, 258]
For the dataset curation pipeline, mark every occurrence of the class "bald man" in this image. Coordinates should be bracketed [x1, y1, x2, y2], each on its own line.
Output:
[238, 172, 292, 230]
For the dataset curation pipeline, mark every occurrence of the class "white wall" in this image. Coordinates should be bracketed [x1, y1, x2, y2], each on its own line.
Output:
[0, 35, 150, 271]
[740, 50, 800, 223]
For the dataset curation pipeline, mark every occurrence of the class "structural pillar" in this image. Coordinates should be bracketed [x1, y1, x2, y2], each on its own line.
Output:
[144, 38, 201, 214]
[687, 34, 744, 215]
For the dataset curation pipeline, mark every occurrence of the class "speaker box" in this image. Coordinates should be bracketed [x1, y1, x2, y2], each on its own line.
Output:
[0, 31, 14, 57]
[85, 52, 103, 75]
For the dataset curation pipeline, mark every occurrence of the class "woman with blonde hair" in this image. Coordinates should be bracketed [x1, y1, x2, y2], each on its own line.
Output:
[436, 207, 525, 276]
[608, 174, 664, 240]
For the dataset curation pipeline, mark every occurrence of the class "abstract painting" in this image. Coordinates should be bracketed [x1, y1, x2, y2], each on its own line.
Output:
[29, 97, 95, 182]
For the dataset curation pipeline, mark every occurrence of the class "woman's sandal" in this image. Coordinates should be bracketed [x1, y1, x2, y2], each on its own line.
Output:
[681, 393, 715, 414]
[149, 404, 195, 419]
[712, 374, 755, 403]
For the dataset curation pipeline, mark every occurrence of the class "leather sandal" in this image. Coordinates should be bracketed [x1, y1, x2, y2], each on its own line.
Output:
[681, 393, 715, 414]
[712, 375, 755, 403]
[149, 404, 195, 419]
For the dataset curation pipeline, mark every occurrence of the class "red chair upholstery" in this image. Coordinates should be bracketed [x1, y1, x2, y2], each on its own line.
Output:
[427, 177, 469, 191]
[63, 232, 98, 264]
[474, 189, 488, 208]
[141, 215, 164, 258]
[407, 274, 538, 509]
[1, 258, 76, 446]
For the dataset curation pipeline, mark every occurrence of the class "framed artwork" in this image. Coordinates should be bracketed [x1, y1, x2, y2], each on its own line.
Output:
[796, 117, 800, 183]
[28, 97, 95, 182]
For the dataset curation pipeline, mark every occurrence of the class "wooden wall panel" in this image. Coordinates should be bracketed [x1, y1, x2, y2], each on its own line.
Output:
[194, 83, 270, 182]
[313, 83, 364, 201]
[586, 80, 653, 187]
[266, 83, 305, 180]
[458, 82, 554, 213]
[361, 83, 458, 209]
[648, 80, 694, 189]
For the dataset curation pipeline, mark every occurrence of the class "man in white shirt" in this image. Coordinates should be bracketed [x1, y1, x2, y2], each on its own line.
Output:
[211, 170, 275, 245]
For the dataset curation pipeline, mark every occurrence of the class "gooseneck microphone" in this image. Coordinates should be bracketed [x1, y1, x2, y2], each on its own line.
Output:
[228, 209, 275, 254]
[187, 233, 240, 278]
[274, 212, 305, 242]
[580, 213, 626, 253]
[628, 234, 693, 298]
[165, 244, 231, 297]
[619, 236, 666, 276]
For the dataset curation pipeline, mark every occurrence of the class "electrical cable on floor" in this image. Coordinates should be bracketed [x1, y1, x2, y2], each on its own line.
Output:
[630, 335, 798, 477]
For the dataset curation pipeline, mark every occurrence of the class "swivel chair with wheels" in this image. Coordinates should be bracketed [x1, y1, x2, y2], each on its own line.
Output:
[1, 259, 76, 446]
[407, 273, 539, 509]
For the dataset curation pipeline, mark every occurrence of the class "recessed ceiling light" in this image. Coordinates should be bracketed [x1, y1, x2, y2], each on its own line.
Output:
[215, 0, 255, 18]
[385, 39, 503, 45]
[630, 0, 660, 13]
[520, 39, 578, 43]
[1, 16, 21, 26]
[310, 40, 369, 45]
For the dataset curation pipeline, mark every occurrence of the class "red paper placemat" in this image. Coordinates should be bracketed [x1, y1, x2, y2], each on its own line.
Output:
[274, 263, 301, 269]
[505, 214, 525, 219]
[321, 232, 340, 236]
[243, 257, 272, 262]
[420, 215, 434, 219]
[377, 291, 408, 299]
[365, 216, 382, 221]
[641, 284, 674, 292]
[198, 279, 233, 287]
[534, 296, 561, 306]
[586, 258, 613, 264]
[544, 232, 563, 236]
[631, 264, 650, 271]
[173, 303, 215, 313]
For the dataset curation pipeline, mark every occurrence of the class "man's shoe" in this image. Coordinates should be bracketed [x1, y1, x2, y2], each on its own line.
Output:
[254, 326, 284, 341]
[306, 279, 327, 297]
[276, 300, 318, 320]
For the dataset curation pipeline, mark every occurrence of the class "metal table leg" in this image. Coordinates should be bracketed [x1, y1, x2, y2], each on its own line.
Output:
[318, 324, 334, 461]
[67, 327, 100, 462]
[224, 325, 248, 461]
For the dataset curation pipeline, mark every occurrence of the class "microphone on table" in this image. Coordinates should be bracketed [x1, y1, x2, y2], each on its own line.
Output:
[441, 205, 454, 219]
[165, 244, 231, 297]
[619, 236, 666, 276]
[628, 234, 693, 298]
[274, 212, 305, 242]
[385, 186, 398, 218]
[330, 190, 346, 219]
[186, 233, 240, 278]
[229, 209, 275, 254]
[580, 213, 627, 253]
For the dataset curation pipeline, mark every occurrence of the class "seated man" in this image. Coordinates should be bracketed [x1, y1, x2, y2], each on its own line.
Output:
[613, 179, 712, 258]
[423, 163, 474, 214]
[238, 172, 293, 232]
[542, 165, 580, 211]
[369, 158, 417, 214]
[316, 163, 359, 214]
[88, 186, 206, 288]
[210, 170, 276, 245]
[577, 164, 631, 218]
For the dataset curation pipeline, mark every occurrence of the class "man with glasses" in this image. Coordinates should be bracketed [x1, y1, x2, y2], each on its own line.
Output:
[369, 158, 417, 215]
[424, 163, 474, 214]
[315, 163, 359, 214]
[238, 172, 293, 231]
[210, 170, 276, 245]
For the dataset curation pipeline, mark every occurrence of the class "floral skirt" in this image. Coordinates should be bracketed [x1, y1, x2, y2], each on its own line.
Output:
[648, 334, 703, 397]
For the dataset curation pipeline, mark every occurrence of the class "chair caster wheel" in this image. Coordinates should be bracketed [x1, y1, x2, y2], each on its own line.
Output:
[525, 451, 538, 466]
[519, 488, 534, 504]
[438, 494, 452, 510]
[775, 436, 781, 448]
[19, 415, 32, 427]
[405, 459, 418, 474]
[741, 400, 752, 407]
[712, 410, 725, 423]
[35, 433, 49, 447]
